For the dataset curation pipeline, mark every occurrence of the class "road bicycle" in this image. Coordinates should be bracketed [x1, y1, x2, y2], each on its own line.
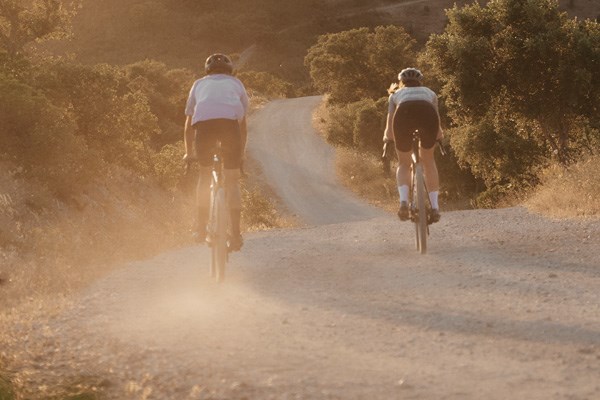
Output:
[185, 144, 231, 283]
[409, 129, 430, 253]
[206, 144, 231, 282]
[382, 131, 445, 254]
[408, 130, 446, 254]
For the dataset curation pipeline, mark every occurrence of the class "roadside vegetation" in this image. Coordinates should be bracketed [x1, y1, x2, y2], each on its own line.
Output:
[0, 1, 289, 396]
[527, 155, 600, 217]
[306, 0, 599, 212]
[0, 1, 289, 307]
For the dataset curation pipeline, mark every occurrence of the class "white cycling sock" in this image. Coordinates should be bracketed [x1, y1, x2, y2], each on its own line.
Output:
[398, 185, 409, 203]
[429, 191, 439, 210]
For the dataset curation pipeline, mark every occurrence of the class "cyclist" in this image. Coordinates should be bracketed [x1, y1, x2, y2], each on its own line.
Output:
[382, 67, 443, 223]
[183, 53, 249, 251]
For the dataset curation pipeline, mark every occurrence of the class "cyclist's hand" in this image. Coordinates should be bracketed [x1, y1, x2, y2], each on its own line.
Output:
[381, 141, 392, 175]
[436, 128, 444, 141]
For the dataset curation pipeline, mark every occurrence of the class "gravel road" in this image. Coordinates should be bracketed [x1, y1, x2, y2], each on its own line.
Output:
[3, 97, 599, 400]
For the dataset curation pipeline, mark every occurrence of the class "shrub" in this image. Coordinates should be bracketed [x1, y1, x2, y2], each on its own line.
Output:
[323, 102, 358, 147]
[527, 156, 600, 217]
[152, 143, 186, 191]
[0, 75, 94, 197]
[305, 26, 417, 103]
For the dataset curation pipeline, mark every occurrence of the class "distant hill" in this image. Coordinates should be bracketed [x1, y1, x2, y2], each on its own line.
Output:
[41, 0, 599, 83]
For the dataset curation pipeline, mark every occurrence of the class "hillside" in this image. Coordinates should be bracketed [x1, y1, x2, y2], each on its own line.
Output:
[43, 0, 600, 82]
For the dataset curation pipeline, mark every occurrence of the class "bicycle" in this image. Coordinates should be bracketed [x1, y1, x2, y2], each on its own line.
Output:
[206, 144, 232, 282]
[408, 130, 445, 254]
[185, 143, 232, 283]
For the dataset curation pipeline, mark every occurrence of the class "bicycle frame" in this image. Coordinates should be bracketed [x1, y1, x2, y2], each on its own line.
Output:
[207, 143, 230, 282]
[409, 129, 432, 254]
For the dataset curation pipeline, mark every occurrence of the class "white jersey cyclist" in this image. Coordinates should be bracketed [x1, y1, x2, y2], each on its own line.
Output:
[382, 67, 443, 224]
[183, 53, 249, 251]
[185, 73, 249, 124]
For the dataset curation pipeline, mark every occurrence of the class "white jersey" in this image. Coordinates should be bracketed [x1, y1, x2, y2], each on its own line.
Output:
[388, 86, 439, 114]
[185, 74, 249, 125]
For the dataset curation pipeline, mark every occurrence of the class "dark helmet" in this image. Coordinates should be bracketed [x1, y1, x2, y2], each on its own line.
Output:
[398, 67, 424, 83]
[205, 53, 233, 74]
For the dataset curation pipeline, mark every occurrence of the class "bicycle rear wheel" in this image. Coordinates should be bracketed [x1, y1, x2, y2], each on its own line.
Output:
[414, 164, 428, 254]
[212, 188, 228, 282]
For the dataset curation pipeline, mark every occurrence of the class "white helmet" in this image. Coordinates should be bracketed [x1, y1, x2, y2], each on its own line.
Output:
[398, 68, 423, 82]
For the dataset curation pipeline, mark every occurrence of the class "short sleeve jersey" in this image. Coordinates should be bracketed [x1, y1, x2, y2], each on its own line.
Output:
[185, 74, 249, 125]
[388, 86, 438, 114]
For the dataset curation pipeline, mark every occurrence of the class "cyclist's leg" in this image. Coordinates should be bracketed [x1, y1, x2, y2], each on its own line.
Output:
[193, 121, 218, 240]
[219, 119, 243, 250]
[395, 151, 411, 197]
[416, 103, 441, 220]
[393, 103, 415, 220]
[420, 146, 439, 192]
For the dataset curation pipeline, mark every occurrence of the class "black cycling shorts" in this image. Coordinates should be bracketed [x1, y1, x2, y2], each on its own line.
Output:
[193, 118, 242, 169]
[392, 100, 439, 152]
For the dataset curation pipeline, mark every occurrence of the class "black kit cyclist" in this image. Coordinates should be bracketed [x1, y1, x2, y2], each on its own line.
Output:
[383, 67, 444, 222]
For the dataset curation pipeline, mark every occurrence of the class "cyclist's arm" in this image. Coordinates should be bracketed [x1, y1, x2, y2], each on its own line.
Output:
[383, 94, 396, 143]
[433, 94, 444, 140]
[183, 115, 195, 159]
[239, 116, 247, 155]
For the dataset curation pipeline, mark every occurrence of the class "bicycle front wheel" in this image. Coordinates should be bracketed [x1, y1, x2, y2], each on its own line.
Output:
[414, 164, 428, 254]
[212, 188, 228, 282]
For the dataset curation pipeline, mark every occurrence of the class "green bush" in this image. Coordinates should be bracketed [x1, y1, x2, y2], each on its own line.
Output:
[324, 102, 358, 147]
[322, 97, 387, 154]
[449, 114, 546, 190]
[352, 97, 388, 153]
[305, 25, 417, 103]
[0, 75, 94, 197]
[28, 58, 194, 190]
[152, 143, 186, 190]
[426, 0, 600, 185]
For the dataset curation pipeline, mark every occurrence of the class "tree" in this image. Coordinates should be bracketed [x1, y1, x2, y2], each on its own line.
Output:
[426, 0, 600, 187]
[0, 0, 75, 57]
[305, 26, 417, 103]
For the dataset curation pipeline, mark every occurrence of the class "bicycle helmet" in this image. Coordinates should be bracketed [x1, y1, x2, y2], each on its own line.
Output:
[205, 53, 233, 74]
[398, 67, 423, 82]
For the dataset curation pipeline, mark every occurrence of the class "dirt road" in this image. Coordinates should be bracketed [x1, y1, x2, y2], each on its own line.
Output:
[248, 96, 384, 225]
[3, 97, 600, 399]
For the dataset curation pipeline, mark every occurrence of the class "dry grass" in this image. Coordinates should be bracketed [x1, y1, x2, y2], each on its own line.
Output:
[0, 163, 192, 310]
[526, 156, 600, 218]
[314, 95, 398, 211]
[335, 147, 399, 212]
[0, 162, 288, 311]
[0, 159, 288, 399]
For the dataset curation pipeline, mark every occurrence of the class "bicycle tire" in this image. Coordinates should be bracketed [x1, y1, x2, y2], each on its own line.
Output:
[415, 164, 428, 254]
[214, 188, 228, 282]
[208, 189, 217, 278]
